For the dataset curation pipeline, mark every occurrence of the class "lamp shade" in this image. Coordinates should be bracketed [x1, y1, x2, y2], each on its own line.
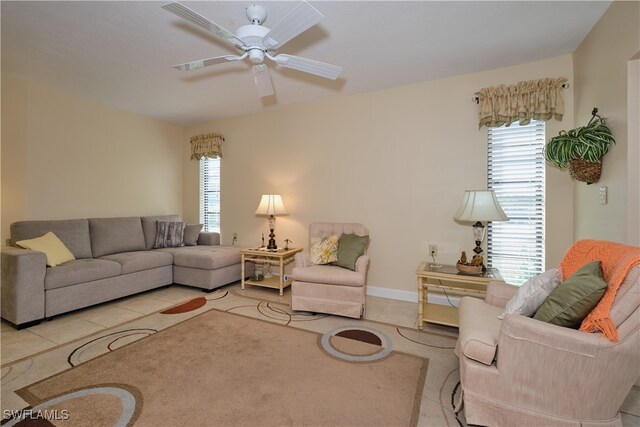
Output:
[453, 190, 508, 222]
[255, 194, 288, 216]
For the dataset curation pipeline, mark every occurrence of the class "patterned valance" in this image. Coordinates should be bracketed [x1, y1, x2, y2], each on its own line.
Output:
[190, 133, 224, 160]
[475, 77, 568, 128]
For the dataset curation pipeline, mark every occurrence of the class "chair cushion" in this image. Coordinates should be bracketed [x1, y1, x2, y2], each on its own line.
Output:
[533, 261, 607, 328]
[292, 265, 365, 287]
[500, 268, 562, 319]
[457, 296, 503, 365]
[16, 231, 75, 267]
[45, 259, 122, 290]
[310, 235, 339, 265]
[89, 217, 146, 257]
[334, 234, 369, 271]
[100, 251, 174, 274]
[161, 246, 241, 270]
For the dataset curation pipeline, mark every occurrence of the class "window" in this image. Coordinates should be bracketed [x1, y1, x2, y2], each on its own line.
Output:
[487, 120, 545, 285]
[200, 157, 220, 232]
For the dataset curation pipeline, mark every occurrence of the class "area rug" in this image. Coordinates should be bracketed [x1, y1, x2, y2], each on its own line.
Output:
[14, 308, 428, 426]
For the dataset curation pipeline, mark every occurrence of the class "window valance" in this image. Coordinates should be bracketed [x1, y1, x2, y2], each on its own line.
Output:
[190, 133, 224, 160]
[475, 77, 568, 128]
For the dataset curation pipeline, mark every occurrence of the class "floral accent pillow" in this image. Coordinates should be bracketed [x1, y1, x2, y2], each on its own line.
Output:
[309, 234, 340, 265]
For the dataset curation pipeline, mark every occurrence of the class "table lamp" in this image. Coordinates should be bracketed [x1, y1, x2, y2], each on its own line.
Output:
[453, 190, 508, 265]
[255, 194, 288, 250]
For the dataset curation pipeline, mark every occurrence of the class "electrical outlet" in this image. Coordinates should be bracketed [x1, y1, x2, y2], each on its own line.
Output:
[599, 186, 608, 205]
[429, 244, 438, 257]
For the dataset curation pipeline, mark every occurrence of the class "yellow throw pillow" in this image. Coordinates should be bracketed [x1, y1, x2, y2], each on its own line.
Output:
[309, 234, 340, 265]
[16, 231, 76, 267]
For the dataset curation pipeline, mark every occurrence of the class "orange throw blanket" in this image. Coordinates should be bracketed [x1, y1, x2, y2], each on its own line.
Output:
[559, 239, 640, 341]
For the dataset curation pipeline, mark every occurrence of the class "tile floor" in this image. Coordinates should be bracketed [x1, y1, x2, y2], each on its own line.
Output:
[0, 282, 424, 365]
[2, 282, 638, 426]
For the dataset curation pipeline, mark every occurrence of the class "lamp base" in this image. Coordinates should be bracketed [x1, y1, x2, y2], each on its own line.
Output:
[267, 228, 277, 250]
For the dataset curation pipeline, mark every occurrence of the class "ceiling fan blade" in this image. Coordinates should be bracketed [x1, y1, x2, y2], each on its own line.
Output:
[252, 64, 274, 97]
[162, 2, 245, 49]
[272, 54, 342, 80]
[174, 55, 244, 71]
[262, 1, 323, 50]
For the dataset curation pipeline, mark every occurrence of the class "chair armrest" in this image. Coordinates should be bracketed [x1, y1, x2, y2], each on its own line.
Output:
[294, 251, 310, 268]
[197, 232, 220, 246]
[1, 247, 46, 325]
[498, 314, 611, 361]
[485, 280, 518, 308]
[355, 255, 370, 274]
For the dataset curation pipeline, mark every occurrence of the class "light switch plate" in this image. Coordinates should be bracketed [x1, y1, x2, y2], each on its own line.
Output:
[599, 186, 608, 205]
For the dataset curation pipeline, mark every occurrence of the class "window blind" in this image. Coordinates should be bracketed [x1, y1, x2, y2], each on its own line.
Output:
[200, 157, 220, 233]
[487, 120, 545, 285]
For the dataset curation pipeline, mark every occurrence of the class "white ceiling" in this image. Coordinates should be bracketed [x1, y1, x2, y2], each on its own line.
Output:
[1, 1, 610, 126]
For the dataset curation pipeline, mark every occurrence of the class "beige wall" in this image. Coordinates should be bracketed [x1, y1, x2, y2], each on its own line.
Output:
[1, 75, 185, 240]
[572, 0, 640, 243]
[184, 55, 575, 294]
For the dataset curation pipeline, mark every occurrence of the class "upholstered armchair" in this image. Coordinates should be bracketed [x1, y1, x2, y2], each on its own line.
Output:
[455, 263, 640, 426]
[291, 223, 369, 319]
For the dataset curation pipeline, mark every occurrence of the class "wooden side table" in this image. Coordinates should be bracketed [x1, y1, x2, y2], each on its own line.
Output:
[241, 247, 302, 295]
[416, 262, 503, 329]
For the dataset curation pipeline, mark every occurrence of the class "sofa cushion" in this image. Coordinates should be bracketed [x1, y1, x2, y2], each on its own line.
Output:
[456, 296, 503, 365]
[100, 251, 174, 274]
[160, 246, 241, 270]
[183, 224, 203, 246]
[291, 264, 365, 287]
[16, 232, 76, 267]
[533, 261, 608, 328]
[141, 215, 182, 250]
[45, 259, 122, 290]
[11, 219, 93, 259]
[89, 217, 146, 258]
[154, 221, 185, 248]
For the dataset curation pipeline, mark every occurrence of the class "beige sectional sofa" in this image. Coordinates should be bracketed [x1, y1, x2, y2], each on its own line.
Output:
[1, 215, 247, 328]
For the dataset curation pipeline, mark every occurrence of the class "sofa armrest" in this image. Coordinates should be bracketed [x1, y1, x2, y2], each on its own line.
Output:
[485, 280, 518, 308]
[1, 247, 47, 326]
[355, 255, 370, 274]
[294, 251, 310, 268]
[197, 232, 220, 246]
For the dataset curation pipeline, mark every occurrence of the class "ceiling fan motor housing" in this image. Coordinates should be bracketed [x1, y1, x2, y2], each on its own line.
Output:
[235, 24, 270, 63]
[245, 4, 267, 25]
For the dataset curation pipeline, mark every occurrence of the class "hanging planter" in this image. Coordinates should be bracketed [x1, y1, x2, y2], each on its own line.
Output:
[543, 108, 615, 184]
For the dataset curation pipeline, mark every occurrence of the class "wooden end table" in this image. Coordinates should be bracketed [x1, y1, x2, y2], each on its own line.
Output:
[416, 262, 503, 329]
[241, 247, 302, 295]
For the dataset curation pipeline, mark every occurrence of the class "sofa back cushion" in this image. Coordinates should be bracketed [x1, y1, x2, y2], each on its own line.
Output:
[309, 223, 368, 239]
[89, 217, 146, 257]
[10, 219, 93, 259]
[141, 215, 182, 250]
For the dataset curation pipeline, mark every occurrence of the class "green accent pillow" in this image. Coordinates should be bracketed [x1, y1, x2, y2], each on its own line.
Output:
[334, 234, 369, 271]
[533, 261, 607, 328]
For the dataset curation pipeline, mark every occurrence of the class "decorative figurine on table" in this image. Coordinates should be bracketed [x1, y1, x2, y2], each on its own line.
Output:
[284, 239, 292, 250]
[260, 233, 265, 248]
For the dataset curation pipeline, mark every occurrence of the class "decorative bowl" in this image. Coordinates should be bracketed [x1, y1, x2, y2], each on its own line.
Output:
[456, 264, 483, 275]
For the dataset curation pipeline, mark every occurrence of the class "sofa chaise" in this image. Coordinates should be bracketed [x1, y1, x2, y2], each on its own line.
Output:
[1, 215, 248, 328]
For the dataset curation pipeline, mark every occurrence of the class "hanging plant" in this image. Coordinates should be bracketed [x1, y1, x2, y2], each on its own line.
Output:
[543, 108, 615, 184]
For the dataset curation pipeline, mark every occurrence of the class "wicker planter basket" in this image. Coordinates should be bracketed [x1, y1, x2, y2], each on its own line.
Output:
[569, 158, 602, 184]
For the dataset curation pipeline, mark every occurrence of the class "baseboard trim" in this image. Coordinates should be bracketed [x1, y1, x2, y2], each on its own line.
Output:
[366, 286, 461, 307]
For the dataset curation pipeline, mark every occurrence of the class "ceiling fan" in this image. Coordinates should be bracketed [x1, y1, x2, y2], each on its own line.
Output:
[162, 1, 343, 97]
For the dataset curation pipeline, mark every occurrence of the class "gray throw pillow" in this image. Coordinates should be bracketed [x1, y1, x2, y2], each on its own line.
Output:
[334, 234, 369, 271]
[154, 221, 185, 248]
[183, 224, 203, 246]
[533, 261, 607, 328]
